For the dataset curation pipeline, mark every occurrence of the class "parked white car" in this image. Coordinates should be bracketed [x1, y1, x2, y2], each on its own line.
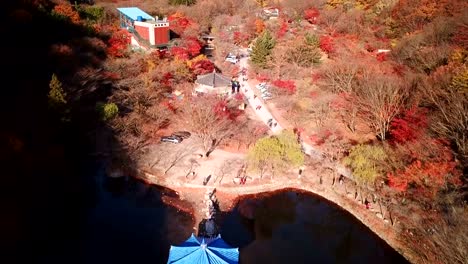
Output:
[260, 87, 271, 93]
[225, 54, 238, 64]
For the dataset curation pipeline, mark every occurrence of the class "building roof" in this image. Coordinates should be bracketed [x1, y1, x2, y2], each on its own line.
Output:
[196, 72, 232, 88]
[167, 234, 239, 264]
[116, 7, 154, 21]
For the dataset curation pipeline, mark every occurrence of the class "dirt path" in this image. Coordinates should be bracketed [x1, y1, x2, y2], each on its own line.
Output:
[239, 50, 352, 178]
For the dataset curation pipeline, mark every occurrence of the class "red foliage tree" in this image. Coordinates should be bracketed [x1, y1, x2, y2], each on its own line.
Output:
[309, 130, 332, 146]
[190, 59, 214, 75]
[161, 100, 177, 112]
[311, 72, 321, 82]
[150, 50, 168, 60]
[168, 12, 193, 36]
[390, 107, 428, 144]
[229, 66, 240, 77]
[277, 20, 289, 38]
[309, 91, 320, 99]
[214, 100, 228, 117]
[256, 73, 271, 82]
[107, 29, 130, 58]
[161, 72, 173, 87]
[304, 8, 320, 24]
[376, 52, 387, 62]
[309, 134, 325, 145]
[170, 46, 190, 60]
[319, 35, 335, 54]
[233, 31, 250, 45]
[213, 100, 241, 120]
[272, 79, 296, 94]
[365, 43, 375, 52]
[234, 93, 245, 101]
[452, 25, 468, 49]
[181, 37, 202, 57]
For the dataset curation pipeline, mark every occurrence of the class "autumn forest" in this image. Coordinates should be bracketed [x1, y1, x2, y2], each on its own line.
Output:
[1, 0, 467, 263]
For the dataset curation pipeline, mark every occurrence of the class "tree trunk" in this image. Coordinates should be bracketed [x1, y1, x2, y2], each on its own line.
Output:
[390, 211, 395, 226]
[205, 138, 221, 157]
[164, 164, 176, 175]
[378, 198, 384, 216]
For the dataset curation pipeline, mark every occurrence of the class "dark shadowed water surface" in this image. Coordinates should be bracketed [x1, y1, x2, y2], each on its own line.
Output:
[221, 191, 409, 264]
[18, 167, 407, 264]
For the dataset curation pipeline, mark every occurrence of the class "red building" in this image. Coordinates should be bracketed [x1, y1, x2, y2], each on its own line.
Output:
[117, 7, 170, 48]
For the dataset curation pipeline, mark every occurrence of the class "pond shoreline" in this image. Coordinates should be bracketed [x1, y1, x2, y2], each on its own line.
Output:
[137, 171, 418, 264]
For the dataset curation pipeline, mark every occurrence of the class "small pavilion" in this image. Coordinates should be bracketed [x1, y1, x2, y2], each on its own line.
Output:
[167, 234, 239, 264]
[194, 71, 232, 96]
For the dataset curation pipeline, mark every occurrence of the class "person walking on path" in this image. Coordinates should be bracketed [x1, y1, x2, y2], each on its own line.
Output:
[256, 105, 262, 110]
[267, 118, 273, 127]
[364, 199, 371, 210]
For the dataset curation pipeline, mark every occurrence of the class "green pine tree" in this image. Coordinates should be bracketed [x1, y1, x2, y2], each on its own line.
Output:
[48, 74, 70, 122]
[250, 30, 275, 68]
[304, 33, 319, 48]
[48, 73, 67, 110]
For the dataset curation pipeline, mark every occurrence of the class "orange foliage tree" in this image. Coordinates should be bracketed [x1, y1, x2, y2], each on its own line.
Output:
[52, 2, 80, 24]
[255, 19, 265, 34]
[387, 140, 462, 199]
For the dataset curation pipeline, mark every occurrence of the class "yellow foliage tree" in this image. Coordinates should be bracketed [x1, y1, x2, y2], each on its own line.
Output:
[255, 0, 268, 8]
[186, 54, 207, 68]
[450, 67, 468, 95]
[343, 144, 387, 186]
[247, 130, 304, 178]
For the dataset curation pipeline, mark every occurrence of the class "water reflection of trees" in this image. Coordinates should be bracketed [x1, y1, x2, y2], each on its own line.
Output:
[229, 190, 408, 264]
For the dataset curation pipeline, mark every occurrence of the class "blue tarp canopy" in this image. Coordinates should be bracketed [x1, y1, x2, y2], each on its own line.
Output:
[167, 234, 239, 264]
[116, 7, 154, 21]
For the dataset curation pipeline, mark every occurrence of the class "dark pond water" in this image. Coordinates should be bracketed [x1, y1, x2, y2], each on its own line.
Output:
[15, 166, 407, 264]
[221, 191, 409, 264]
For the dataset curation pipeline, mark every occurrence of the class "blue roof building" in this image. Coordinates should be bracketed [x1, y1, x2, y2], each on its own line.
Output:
[167, 234, 239, 264]
[116, 7, 170, 48]
[116, 7, 154, 22]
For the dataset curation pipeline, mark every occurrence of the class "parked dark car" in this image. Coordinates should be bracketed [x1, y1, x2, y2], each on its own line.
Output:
[160, 135, 183, 144]
[171, 131, 191, 139]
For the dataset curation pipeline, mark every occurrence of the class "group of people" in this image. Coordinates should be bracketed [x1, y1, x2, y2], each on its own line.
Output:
[267, 118, 277, 128]
[239, 62, 279, 130]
